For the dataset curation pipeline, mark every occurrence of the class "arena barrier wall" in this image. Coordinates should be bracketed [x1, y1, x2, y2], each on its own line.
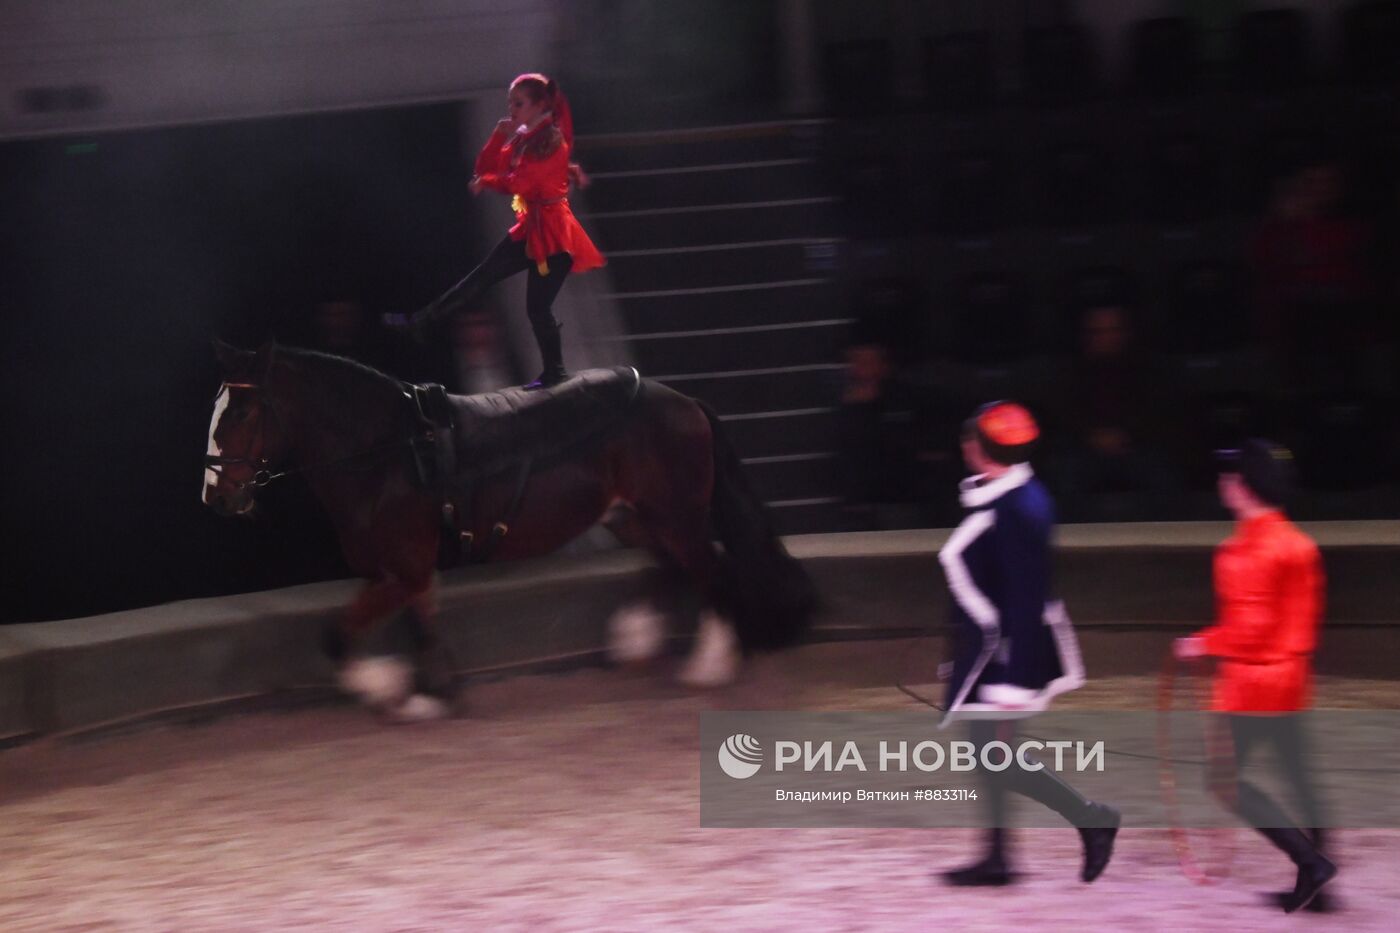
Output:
[2, 522, 1396, 745]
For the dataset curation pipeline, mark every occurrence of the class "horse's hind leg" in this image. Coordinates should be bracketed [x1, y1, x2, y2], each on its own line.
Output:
[644, 516, 741, 687]
[602, 503, 678, 666]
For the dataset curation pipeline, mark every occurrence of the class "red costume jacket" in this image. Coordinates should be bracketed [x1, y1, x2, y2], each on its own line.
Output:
[474, 115, 605, 277]
[1193, 511, 1325, 713]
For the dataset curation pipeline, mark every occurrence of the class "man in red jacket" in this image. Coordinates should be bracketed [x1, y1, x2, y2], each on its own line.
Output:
[1174, 439, 1336, 913]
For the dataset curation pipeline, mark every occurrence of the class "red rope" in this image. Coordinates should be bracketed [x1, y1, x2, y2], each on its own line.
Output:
[1157, 653, 1238, 885]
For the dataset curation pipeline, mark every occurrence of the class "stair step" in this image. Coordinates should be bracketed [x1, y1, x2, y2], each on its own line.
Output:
[613, 278, 841, 334]
[587, 160, 828, 211]
[576, 120, 831, 172]
[575, 119, 847, 517]
[659, 366, 843, 416]
[744, 454, 840, 502]
[628, 320, 846, 377]
[584, 199, 842, 250]
[721, 408, 842, 459]
[607, 240, 841, 293]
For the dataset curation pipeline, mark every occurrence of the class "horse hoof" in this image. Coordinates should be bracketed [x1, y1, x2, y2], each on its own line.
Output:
[677, 611, 740, 687]
[389, 694, 452, 723]
[339, 656, 412, 709]
[607, 600, 668, 663]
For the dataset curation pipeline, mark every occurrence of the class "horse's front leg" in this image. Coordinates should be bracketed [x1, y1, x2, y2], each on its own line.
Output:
[395, 583, 458, 722]
[329, 578, 418, 713]
[330, 577, 454, 721]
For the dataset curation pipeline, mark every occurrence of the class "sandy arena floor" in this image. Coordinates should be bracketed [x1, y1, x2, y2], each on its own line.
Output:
[1, 639, 1396, 932]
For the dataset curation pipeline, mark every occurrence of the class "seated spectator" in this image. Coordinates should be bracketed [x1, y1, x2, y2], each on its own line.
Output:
[449, 307, 520, 395]
[298, 290, 400, 376]
[1248, 156, 1374, 398]
[1050, 304, 1176, 519]
[311, 297, 370, 357]
[1370, 177, 1400, 399]
[837, 342, 920, 529]
[850, 275, 928, 365]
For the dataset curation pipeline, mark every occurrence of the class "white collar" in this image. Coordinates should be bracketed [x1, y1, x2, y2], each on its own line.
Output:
[959, 462, 1034, 509]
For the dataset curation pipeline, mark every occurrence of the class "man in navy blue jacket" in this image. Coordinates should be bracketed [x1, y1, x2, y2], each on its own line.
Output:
[938, 401, 1120, 886]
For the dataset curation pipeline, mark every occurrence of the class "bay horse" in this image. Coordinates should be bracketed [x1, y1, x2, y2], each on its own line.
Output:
[203, 340, 815, 719]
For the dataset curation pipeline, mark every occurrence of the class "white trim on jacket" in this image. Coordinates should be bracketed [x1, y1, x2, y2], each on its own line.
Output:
[958, 600, 1086, 717]
[958, 461, 1034, 509]
[938, 508, 999, 724]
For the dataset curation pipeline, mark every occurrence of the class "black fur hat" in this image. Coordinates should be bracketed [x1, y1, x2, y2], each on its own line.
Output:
[1216, 438, 1297, 507]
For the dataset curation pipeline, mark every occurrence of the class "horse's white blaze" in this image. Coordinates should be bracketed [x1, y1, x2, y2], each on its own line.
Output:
[338, 656, 412, 708]
[202, 385, 229, 501]
[607, 600, 668, 662]
[678, 610, 740, 687]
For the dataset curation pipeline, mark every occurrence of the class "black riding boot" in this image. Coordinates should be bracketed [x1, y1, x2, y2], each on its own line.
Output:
[942, 828, 1013, 886]
[1257, 826, 1337, 913]
[387, 278, 482, 342]
[1002, 762, 1120, 883]
[1270, 829, 1338, 912]
[523, 321, 568, 390]
[1077, 802, 1122, 882]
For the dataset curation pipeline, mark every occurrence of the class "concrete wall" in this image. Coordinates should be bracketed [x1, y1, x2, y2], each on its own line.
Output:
[2, 523, 1396, 746]
[0, 0, 555, 139]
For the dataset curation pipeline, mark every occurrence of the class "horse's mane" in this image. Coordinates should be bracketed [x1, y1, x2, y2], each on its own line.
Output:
[274, 344, 405, 394]
[270, 345, 411, 440]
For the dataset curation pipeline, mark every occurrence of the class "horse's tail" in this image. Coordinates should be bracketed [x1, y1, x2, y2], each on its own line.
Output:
[699, 402, 817, 652]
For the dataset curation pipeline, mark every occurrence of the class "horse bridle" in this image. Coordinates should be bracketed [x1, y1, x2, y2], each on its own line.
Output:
[204, 367, 432, 495]
[203, 380, 288, 493]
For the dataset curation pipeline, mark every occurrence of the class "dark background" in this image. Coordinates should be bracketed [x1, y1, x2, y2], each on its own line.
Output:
[0, 103, 478, 623]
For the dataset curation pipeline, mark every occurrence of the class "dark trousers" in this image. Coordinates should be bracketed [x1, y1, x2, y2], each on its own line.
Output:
[421, 235, 574, 340]
[969, 719, 1098, 843]
[1214, 714, 1326, 835]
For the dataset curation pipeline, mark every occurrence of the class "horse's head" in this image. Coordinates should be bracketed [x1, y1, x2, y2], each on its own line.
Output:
[203, 340, 288, 517]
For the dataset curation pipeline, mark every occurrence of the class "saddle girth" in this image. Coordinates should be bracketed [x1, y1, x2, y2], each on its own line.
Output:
[409, 367, 644, 569]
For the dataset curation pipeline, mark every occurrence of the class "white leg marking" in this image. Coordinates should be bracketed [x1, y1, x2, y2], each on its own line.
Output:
[390, 694, 451, 723]
[338, 656, 413, 709]
[202, 385, 229, 502]
[678, 610, 740, 687]
[607, 600, 668, 663]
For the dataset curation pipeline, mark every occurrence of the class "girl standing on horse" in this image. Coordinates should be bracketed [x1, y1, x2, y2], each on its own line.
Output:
[395, 73, 606, 389]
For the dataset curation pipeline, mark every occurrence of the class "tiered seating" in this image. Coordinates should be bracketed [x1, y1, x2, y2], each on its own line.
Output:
[818, 2, 1398, 521]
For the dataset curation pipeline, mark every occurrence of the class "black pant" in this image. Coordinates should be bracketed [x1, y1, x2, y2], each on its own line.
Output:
[425, 235, 574, 332]
[969, 719, 1097, 832]
[1213, 714, 1326, 833]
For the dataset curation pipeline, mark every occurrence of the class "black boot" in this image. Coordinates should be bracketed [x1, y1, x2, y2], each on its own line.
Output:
[1257, 826, 1337, 913]
[523, 321, 568, 390]
[942, 829, 1014, 886]
[1269, 829, 1338, 912]
[1269, 887, 1338, 914]
[1078, 803, 1121, 882]
[383, 304, 452, 344]
[384, 274, 483, 343]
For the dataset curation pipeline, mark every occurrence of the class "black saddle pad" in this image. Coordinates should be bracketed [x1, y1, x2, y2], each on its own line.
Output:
[445, 366, 643, 479]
